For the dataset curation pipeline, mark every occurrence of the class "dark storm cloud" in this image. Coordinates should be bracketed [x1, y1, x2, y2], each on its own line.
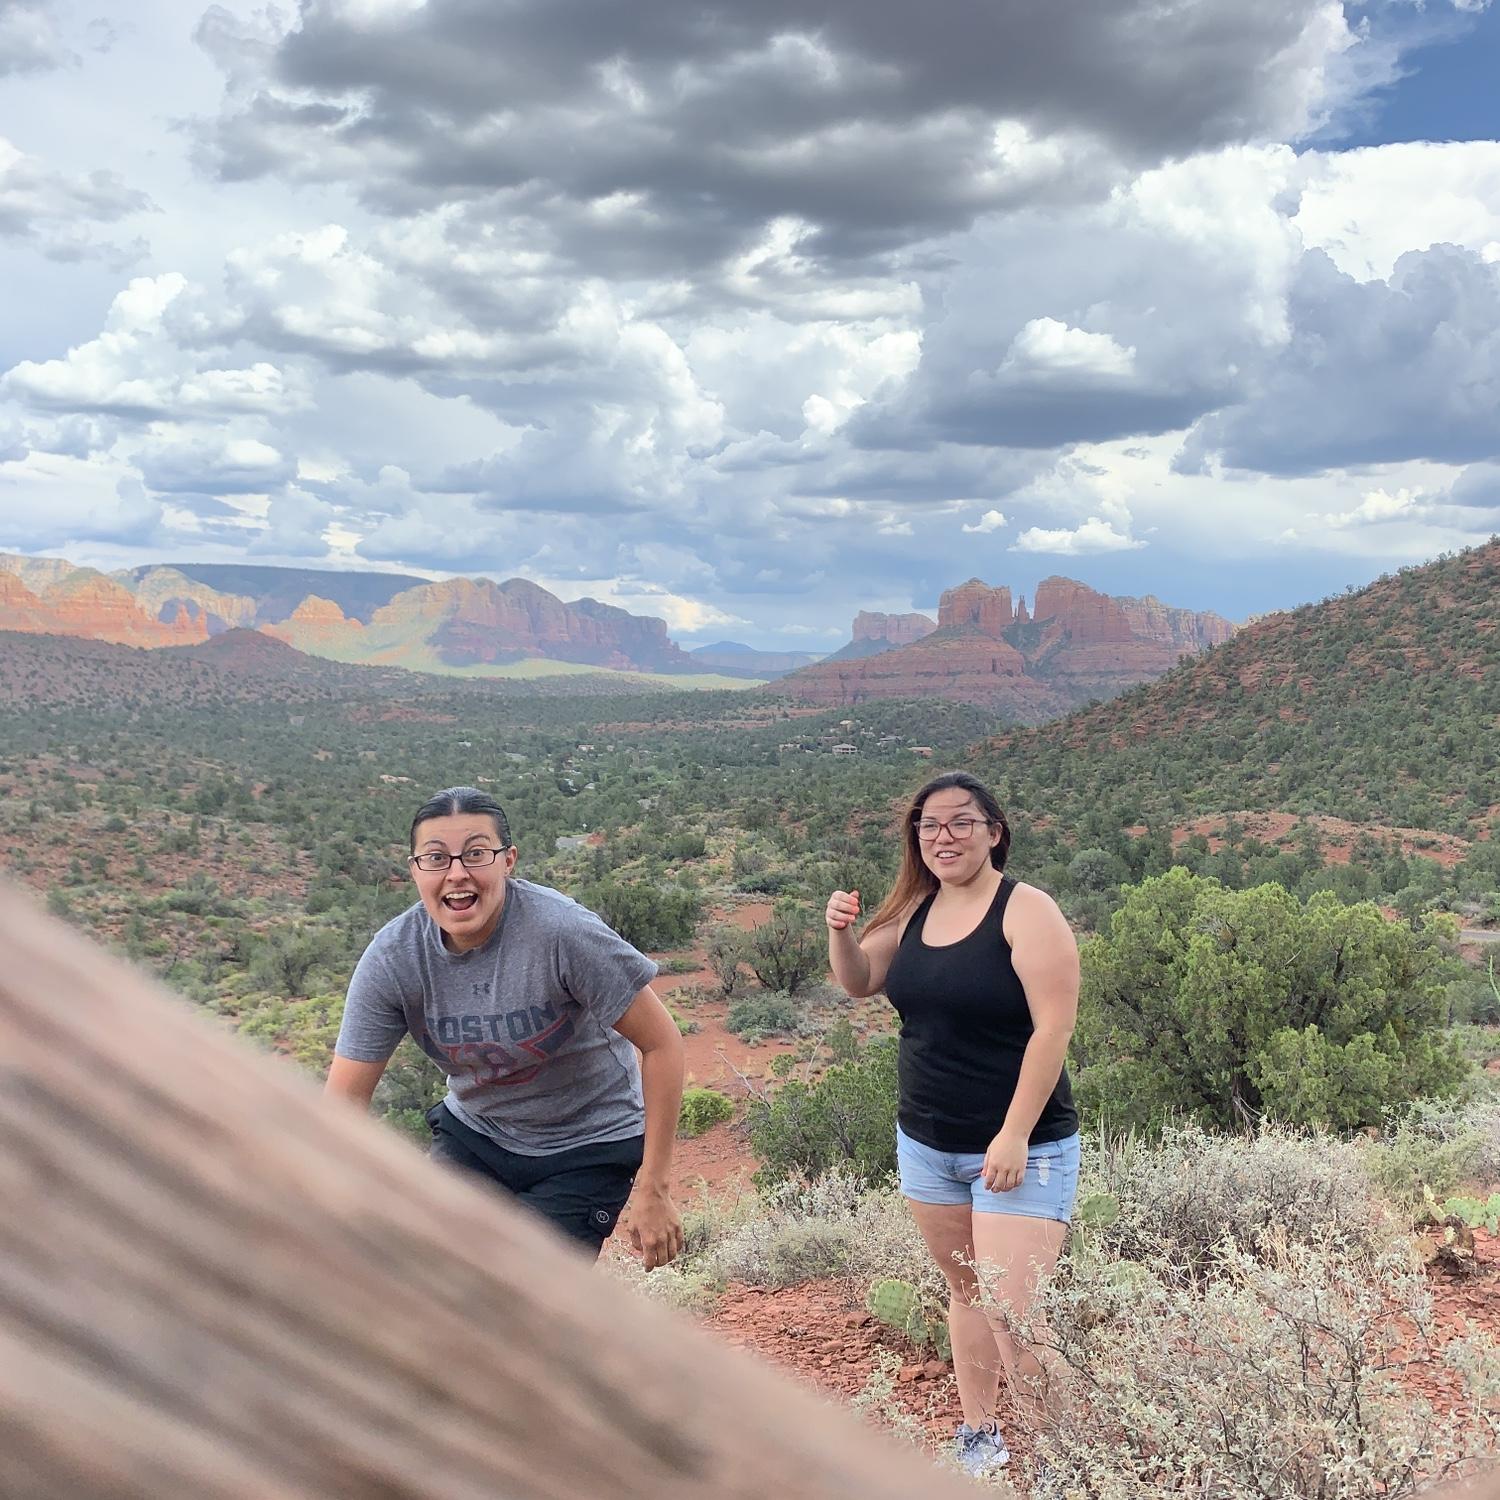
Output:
[1178, 244, 1500, 475]
[195, 0, 1352, 280]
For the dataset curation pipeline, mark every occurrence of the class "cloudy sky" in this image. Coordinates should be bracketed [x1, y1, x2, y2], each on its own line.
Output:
[1, 0, 1498, 646]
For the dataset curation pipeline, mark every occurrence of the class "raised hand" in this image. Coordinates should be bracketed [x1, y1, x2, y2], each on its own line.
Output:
[825, 889, 861, 932]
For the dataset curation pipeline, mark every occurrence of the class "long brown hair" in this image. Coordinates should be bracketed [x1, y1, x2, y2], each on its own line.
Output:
[864, 770, 1011, 935]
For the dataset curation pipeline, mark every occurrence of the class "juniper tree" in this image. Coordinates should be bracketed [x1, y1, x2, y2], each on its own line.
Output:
[1073, 868, 1468, 1132]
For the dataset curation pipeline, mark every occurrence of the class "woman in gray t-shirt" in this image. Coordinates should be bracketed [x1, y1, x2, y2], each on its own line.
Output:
[326, 786, 686, 1267]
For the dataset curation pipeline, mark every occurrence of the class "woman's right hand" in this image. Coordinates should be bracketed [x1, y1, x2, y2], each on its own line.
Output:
[825, 889, 861, 932]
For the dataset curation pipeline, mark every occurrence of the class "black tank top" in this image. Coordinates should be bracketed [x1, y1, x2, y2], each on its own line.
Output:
[884, 876, 1077, 1153]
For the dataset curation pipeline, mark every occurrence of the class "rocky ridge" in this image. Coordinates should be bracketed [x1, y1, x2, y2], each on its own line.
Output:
[778, 576, 1237, 721]
[0, 558, 209, 648]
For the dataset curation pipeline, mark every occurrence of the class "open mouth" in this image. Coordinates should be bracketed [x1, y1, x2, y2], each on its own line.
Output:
[442, 891, 480, 913]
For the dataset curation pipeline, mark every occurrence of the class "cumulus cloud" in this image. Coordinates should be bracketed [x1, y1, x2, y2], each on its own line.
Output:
[0, 135, 152, 264]
[1012, 517, 1144, 554]
[190, 0, 1362, 302]
[1177, 244, 1500, 475]
[2, 272, 310, 422]
[0, 451, 164, 549]
[1322, 486, 1428, 528]
[962, 509, 1007, 534]
[1294, 142, 1500, 282]
[1003, 318, 1136, 379]
[134, 434, 296, 496]
[0, 0, 69, 76]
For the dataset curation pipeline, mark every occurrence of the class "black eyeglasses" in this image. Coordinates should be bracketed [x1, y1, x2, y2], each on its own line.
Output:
[408, 847, 509, 873]
[914, 816, 992, 841]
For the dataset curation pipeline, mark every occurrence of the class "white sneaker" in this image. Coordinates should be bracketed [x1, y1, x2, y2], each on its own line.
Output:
[954, 1421, 1011, 1479]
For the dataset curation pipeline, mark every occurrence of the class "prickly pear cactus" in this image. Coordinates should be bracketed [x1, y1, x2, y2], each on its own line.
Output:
[1074, 1192, 1120, 1231]
[866, 1277, 919, 1331]
[930, 1316, 952, 1362]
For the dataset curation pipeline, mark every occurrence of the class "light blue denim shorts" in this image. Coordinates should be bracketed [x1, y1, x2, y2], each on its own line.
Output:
[896, 1125, 1082, 1223]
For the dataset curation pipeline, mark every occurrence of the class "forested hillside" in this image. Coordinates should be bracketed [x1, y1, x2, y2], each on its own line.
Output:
[982, 540, 1498, 839]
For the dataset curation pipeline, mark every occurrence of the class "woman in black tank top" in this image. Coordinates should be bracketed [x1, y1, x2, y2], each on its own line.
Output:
[825, 771, 1079, 1478]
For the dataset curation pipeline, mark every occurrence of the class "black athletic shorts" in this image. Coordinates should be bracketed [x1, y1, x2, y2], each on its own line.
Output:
[426, 1102, 644, 1256]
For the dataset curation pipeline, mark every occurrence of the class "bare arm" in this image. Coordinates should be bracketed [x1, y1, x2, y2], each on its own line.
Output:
[324, 1054, 389, 1110]
[998, 884, 1079, 1142]
[825, 889, 905, 998]
[612, 985, 686, 1269]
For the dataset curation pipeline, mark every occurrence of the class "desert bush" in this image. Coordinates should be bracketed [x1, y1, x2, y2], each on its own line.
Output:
[1029, 1231, 1500, 1499]
[725, 989, 806, 1040]
[703, 924, 747, 996]
[1362, 1093, 1500, 1214]
[742, 900, 825, 995]
[749, 1035, 899, 1185]
[1085, 1121, 1400, 1285]
[678, 1086, 735, 1137]
[604, 1250, 725, 1314]
[574, 877, 701, 950]
[824, 1015, 860, 1063]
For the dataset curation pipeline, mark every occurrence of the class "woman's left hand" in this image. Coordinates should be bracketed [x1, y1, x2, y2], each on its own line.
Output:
[982, 1130, 1028, 1193]
[628, 1182, 685, 1270]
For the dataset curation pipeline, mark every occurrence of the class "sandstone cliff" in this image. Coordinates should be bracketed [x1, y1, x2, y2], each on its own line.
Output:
[938, 579, 1013, 635]
[0, 564, 209, 647]
[265, 576, 693, 674]
[852, 610, 937, 648]
[779, 574, 1237, 722]
[121, 567, 259, 634]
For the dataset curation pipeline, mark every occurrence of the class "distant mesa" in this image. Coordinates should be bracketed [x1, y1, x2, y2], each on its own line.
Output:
[855, 611, 937, 648]
[0, 553, 1233, 708]
[687, 641, 824, 679]
[778, 575, 1237, 722]
[822, 609, 938, 665]
[0, 555, 209, 648]
[262, 573, 695, 674]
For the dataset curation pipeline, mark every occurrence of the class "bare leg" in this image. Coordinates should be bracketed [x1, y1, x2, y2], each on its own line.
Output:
[970, 1212, 1067, 1428]
[905, 1199, 999, 1429]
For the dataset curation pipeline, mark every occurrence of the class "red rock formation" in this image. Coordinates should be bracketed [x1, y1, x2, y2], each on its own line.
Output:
[0, 571, 52, 633]
[0, 567, 208, 647]
[782, 574, 1238, 721]
[1031, 577, 1132, 644]
[779, 632, 1064, 721]
[124, 567, 259, 633]
[359, 577, 690, 672]
[1114, 594, 1236, 649]
[852, 610, 936, 648]
[938, 579, 1012, 636]
[286, 595, 349, 627]
[1015, 596, 1030, 625]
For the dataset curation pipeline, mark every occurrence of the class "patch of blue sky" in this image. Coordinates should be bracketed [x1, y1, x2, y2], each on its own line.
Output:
[1327, 1, 1500, 148]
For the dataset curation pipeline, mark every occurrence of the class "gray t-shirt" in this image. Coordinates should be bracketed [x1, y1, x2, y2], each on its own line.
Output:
[336, 878, 658, 1155]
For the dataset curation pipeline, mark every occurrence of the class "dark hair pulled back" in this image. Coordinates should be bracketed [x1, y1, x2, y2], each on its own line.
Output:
[409, 786, 512, 851]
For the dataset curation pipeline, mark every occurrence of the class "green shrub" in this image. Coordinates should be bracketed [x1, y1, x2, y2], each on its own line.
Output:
[678, 1086, 735, 1137]
[1075, 871, 1469, 1131]
[1362, 1093, 1500, 1213]
[726, 990, 806, 1040]
[742, 901, 824, 995]
[575, 878, 701, 950]
[750, 1035, 898, 1185]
